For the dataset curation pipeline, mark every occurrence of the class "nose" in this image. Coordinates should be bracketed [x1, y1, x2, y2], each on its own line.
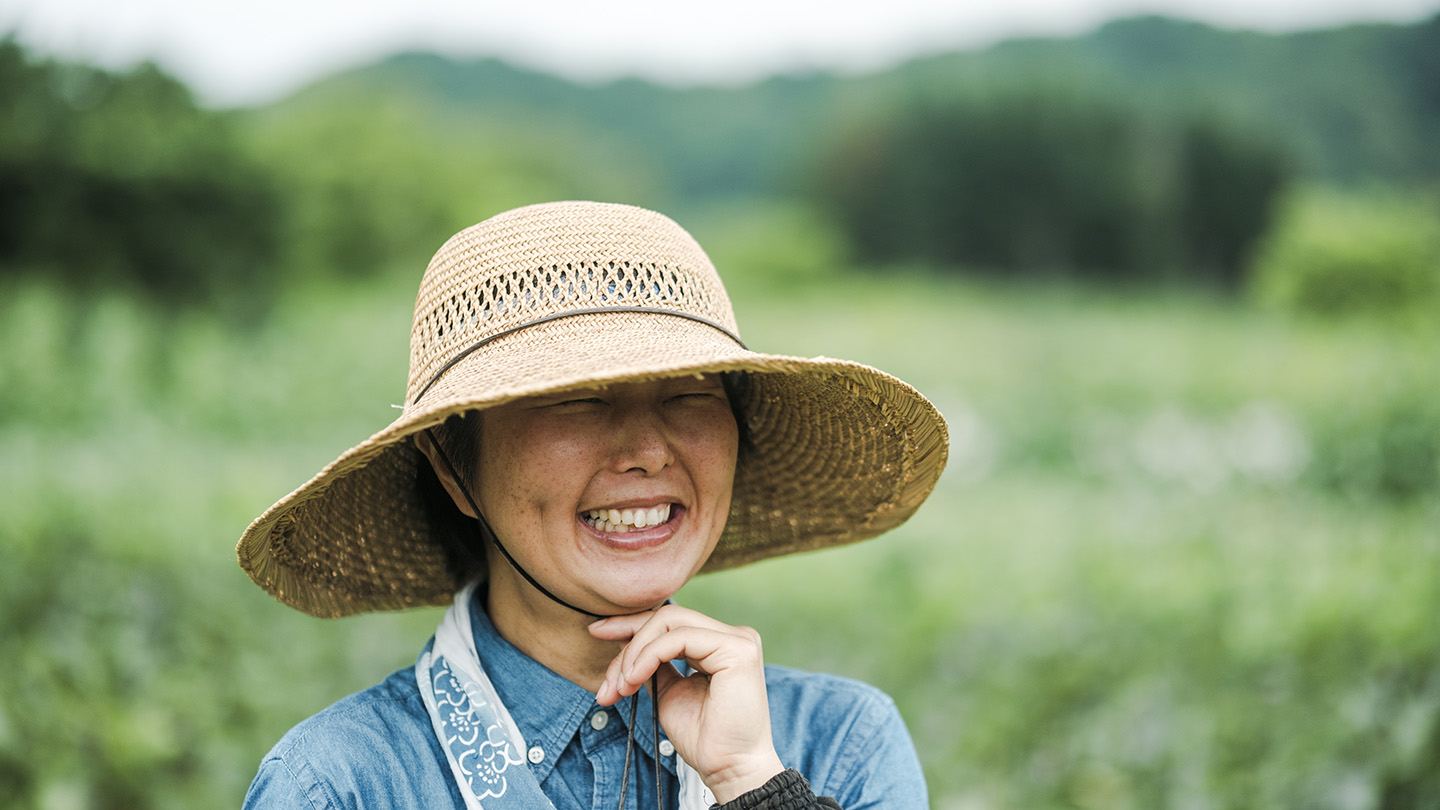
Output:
[608, 403, 674, 476]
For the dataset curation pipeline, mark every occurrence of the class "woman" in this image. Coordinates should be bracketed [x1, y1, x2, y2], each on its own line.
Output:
[238, 201, 948, 809]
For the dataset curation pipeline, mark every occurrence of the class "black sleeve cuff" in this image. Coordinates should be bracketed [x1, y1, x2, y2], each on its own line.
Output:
[709, 768, 843, 810]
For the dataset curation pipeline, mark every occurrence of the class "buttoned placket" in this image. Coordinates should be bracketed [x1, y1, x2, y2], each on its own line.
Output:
[580, 688, 680, 810]
[467, 589, 682, 809]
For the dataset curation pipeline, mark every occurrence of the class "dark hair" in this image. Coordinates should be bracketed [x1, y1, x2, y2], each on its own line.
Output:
[416, 412, 487, 585]
[720, 370, 754, 457]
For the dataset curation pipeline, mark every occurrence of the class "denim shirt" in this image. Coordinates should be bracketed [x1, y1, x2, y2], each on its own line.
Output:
[243, 595, 928, 809]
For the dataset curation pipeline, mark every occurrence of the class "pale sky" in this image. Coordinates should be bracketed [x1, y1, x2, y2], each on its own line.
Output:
[3, 0, 1437, 107]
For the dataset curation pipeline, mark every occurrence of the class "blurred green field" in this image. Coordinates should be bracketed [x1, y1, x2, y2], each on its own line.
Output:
[2, 269, 1437, 810]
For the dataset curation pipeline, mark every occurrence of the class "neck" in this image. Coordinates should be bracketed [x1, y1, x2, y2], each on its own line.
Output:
[484, 569, 623, 694]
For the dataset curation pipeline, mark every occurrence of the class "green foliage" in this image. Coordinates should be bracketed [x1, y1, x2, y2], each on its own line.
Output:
[291, 14, 1440, 207]
[956, 14, 1440, 184]
[0, 279, 434, 810]
[242, 92, 662, 285]
[683, 275, 1440, 809]
[0, 40, 669, 313]
[4, 14, 1440, 809]
[244, 99, 502, 283]
[5, 269, 1439, 809]
[683, 198, 852, 290]
[1175, 120, 1294, 287]
[1306, 380, 1440, 501]
[0, 41, 283, 310]
[281, 53, 838, 203]
[813, 87, 1290, 288]
[0, 494, 437, 810]
[6, 10, 1439, 310]
[1249, 186, 1440, 317]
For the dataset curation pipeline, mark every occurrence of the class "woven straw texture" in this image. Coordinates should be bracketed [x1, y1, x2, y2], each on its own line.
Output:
[238, 201, 949, 618]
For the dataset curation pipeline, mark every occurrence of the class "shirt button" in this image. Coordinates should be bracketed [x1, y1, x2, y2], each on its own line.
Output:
[659, 740, 675, 757]
[590, 711, 610, 731]
[527, 746, 545, 764]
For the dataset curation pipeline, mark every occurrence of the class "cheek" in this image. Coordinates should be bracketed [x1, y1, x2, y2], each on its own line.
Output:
[689, 416, 740, 496]
[478, 428, 596, 517]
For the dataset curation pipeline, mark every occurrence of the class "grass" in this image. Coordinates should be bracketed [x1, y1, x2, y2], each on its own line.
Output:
[1, 270, 1436, 809]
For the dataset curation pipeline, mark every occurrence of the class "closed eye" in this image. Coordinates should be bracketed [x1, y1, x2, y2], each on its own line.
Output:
[670, 390, 725, 404]
[534, 396, 607, 410]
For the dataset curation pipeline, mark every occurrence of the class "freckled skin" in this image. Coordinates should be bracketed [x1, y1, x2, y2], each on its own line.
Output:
[473, 376, 739, 617]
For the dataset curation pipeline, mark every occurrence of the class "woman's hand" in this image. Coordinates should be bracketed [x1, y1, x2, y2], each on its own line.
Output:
[589, 605, 786, 804]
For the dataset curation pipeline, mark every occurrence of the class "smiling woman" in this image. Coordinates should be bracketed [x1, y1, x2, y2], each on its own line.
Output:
[236, 201, 948, 810]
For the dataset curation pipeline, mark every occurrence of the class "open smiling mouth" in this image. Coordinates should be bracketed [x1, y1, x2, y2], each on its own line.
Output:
[581, 504, 674, 533]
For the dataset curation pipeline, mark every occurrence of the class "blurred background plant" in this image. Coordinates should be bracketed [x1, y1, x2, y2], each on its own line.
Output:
[1250, 186, 1440, 320]
[1, 7, 1439, 809]
[0, 42, 283, 316]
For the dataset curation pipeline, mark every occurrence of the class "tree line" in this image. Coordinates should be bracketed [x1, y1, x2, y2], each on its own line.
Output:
[2, 14, 1436, 310]
[0, 41, 283, 310]
[812, 86, 1291, 288]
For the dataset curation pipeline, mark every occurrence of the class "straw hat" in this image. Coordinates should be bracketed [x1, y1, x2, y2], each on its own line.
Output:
[238, 201, 948, 618]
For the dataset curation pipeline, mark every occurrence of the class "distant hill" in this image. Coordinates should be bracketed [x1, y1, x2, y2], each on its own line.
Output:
[265, 13, 1440, 203]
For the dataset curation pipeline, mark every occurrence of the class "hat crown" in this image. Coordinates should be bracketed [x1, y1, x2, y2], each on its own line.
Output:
[407, 201, 738, 404]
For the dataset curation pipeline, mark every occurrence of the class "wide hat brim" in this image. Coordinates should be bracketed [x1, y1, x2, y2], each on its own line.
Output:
[237, 308, 948, 618]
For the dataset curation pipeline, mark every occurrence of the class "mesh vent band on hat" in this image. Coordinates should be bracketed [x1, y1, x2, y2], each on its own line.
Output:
[412, 305, 748, 405]
[407, 206, 737, 403]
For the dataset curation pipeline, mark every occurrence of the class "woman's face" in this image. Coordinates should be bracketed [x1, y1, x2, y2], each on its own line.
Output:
[471, 375, 738, 614]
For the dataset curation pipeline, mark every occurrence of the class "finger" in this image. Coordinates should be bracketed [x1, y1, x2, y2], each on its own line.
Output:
[597, 644, 695, 706]
[614, 605, 746, 682]
[590, 611, 667, 705]
[612, 604, 736, 649]
[596, 606, 754, 703]
[586, 612, 650, 642]
[613, 626, 758, 698]
[595, 646, 632, 706]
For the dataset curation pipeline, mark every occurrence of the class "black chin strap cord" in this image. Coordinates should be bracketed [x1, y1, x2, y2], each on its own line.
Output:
[615, 671, 663, 810]
[652, 673, 663, 809]
[425, 428, 605, 621]
[424, 428, 666, 810]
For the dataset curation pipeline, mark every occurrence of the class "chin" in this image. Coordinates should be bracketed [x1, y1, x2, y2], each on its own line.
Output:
[599, 572, 688, 612]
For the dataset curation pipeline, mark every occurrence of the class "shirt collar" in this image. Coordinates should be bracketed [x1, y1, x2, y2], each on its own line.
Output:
[467, 588, 676, 780]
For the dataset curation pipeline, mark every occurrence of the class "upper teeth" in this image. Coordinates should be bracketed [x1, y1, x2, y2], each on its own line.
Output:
[583, 504, 672, 533]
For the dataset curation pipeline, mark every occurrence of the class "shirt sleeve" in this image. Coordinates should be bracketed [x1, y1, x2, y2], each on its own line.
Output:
[711, 769, 842, 809]
[826, 691, 928, 810]
[243, 757, 328, 810]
